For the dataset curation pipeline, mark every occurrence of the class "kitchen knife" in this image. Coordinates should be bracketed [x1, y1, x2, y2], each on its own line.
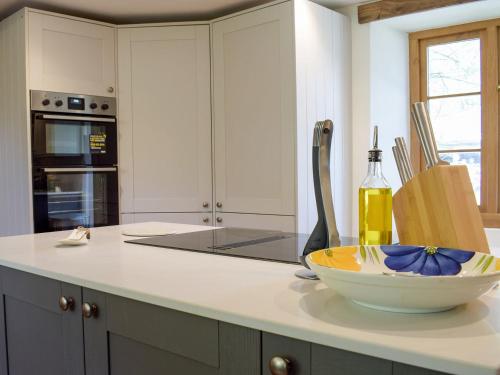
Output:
[411, 104, 434, 168]
[412, 102, 449, 168]
[395, 137, 414, 181]
[392, 146, 407, 185]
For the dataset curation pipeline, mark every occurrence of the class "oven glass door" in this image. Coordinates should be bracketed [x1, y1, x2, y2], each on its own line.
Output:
[33, 167, 119, 233]
[32, 113, 117, 166]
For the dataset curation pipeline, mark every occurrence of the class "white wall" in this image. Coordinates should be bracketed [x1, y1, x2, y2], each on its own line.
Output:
[337, 5, 409, 237]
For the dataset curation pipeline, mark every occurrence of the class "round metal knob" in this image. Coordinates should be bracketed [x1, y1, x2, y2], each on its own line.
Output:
[107, 86, 114, 93]
[269, 356, 291, 375]
[59, 296, 75, 311]
[202, 201, 209, 208]
[216, 217, 223, 223]
[202, 217, 210, 223]
[82, 302, 98, 318]
[216, 202, 222, 208]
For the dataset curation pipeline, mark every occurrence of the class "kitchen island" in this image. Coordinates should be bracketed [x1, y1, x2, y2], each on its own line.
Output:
[0, 223, 498, 375]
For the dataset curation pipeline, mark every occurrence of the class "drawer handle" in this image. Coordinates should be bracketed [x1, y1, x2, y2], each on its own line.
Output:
[202, 201, 209, 208]
[59, 296, 75, 311]
[203, 217, 210, 223]
[216, 217, 223, 223]
[269, 356, 291, 375]
[216, 202, 222, 208]
[82, 302, 99, 318]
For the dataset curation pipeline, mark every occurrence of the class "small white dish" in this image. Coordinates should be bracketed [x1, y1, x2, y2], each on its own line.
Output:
[307, 245, 500, 313]
[58, 227, 90, 246]
[57, 238, 89, 246]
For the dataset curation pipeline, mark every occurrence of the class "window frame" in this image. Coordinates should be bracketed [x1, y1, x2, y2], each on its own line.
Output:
[409, 19, 500, 226]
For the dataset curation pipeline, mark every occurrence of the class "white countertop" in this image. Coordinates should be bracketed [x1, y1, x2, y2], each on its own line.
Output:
[0, 223, 498, 375]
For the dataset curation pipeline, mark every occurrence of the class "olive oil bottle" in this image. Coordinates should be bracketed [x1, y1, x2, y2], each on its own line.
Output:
[359, 126, 392, 245]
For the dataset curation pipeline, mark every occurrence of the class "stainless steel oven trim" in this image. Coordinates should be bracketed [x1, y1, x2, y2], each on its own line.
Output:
[42, 167, 117, 173]
[40, 114, 116, 123]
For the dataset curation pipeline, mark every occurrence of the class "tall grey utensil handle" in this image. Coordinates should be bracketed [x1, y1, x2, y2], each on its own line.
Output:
[318, 120, 340, 248]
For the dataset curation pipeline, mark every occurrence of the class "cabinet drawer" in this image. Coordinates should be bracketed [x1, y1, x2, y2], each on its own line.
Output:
[393, 363, 450, 375]
[262, 332, 311, 375]
[106, 294, 219, 367]
[1, 266, 62, 312]
[312, 344, 392, 375]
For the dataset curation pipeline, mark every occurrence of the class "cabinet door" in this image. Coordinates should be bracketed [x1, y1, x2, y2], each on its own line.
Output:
[28, 11, 116, 97]
[118, 26, 212, 214]
[215, 212, 295, 232]
[131, 212, 213, 226]
[212, 3, 296, 215]
[83, 290, 260, 375]
[0, 267, 84, 375]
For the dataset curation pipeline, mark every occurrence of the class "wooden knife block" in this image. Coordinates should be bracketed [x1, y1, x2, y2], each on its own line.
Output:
[393, 165, 490, 253]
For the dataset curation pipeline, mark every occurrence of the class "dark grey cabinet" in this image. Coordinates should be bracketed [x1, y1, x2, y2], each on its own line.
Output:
[82, 289, 260, 375]
[262, 332, 450, 375]
[0, 267, 450, 375]
[0, 266, 85, 375]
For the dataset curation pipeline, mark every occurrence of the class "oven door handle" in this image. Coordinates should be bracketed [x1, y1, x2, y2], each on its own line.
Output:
[42, 167, 117, 173]
[39, 114, 116, 123]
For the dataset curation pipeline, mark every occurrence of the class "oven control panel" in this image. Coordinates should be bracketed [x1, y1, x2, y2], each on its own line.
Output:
[31, 90, 116, 116]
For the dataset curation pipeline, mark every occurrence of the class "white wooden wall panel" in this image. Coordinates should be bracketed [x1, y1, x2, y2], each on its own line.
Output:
[293, 1, 352, 236]
[212, 2, 296, 216]
[214, 213, 296, 232]
[0, 10, 32, 236]
[118, 26, 212, 214]
[28, 11, 116, 97]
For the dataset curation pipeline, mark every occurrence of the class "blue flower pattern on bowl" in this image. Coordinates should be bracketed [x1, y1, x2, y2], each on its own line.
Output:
[380, 245, 474, 276]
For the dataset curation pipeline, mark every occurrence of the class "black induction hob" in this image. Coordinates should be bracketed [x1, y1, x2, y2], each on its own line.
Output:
[125, 228, 310, 264]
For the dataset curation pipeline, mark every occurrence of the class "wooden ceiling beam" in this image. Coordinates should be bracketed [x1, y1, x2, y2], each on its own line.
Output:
[358, 0, 484, 24]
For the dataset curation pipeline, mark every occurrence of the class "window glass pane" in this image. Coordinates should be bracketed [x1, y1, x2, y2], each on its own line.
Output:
[440, 151, 481, 203]
[428, 95, 481, 150]
[427, 38, 481, 97]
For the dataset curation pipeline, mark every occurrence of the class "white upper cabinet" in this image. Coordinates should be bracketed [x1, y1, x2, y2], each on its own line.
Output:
[212, 3, 296, 216]
[118, 25, 212, 213]
[28, 11, 116, 96]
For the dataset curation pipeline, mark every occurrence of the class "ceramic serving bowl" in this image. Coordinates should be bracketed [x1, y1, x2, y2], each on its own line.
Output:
[306, 245, 500, 313]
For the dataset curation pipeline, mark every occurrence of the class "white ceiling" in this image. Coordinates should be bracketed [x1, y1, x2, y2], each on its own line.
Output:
[0, 0, 361, 23]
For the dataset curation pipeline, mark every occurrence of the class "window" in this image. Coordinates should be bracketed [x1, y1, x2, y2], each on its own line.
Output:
[410, 19, 500, 226]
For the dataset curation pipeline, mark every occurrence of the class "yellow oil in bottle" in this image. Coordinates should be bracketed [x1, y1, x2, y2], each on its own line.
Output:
[358, 187, 392, 245]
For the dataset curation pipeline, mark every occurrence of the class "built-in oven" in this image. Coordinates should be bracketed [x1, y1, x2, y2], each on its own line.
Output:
[31, 90, 119, 233]
[32, 113, 117, 167]
[33, 167, 119, 233]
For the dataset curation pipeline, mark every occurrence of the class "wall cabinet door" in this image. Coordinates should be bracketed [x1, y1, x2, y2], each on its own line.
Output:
[118, 26, 212, 214]
[28, 11, 116, 97]
[215, 212, 295, 232]
[83, 290, 260, 375]
[212, 3, 296, 216]
[0, 267, 85, 375]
